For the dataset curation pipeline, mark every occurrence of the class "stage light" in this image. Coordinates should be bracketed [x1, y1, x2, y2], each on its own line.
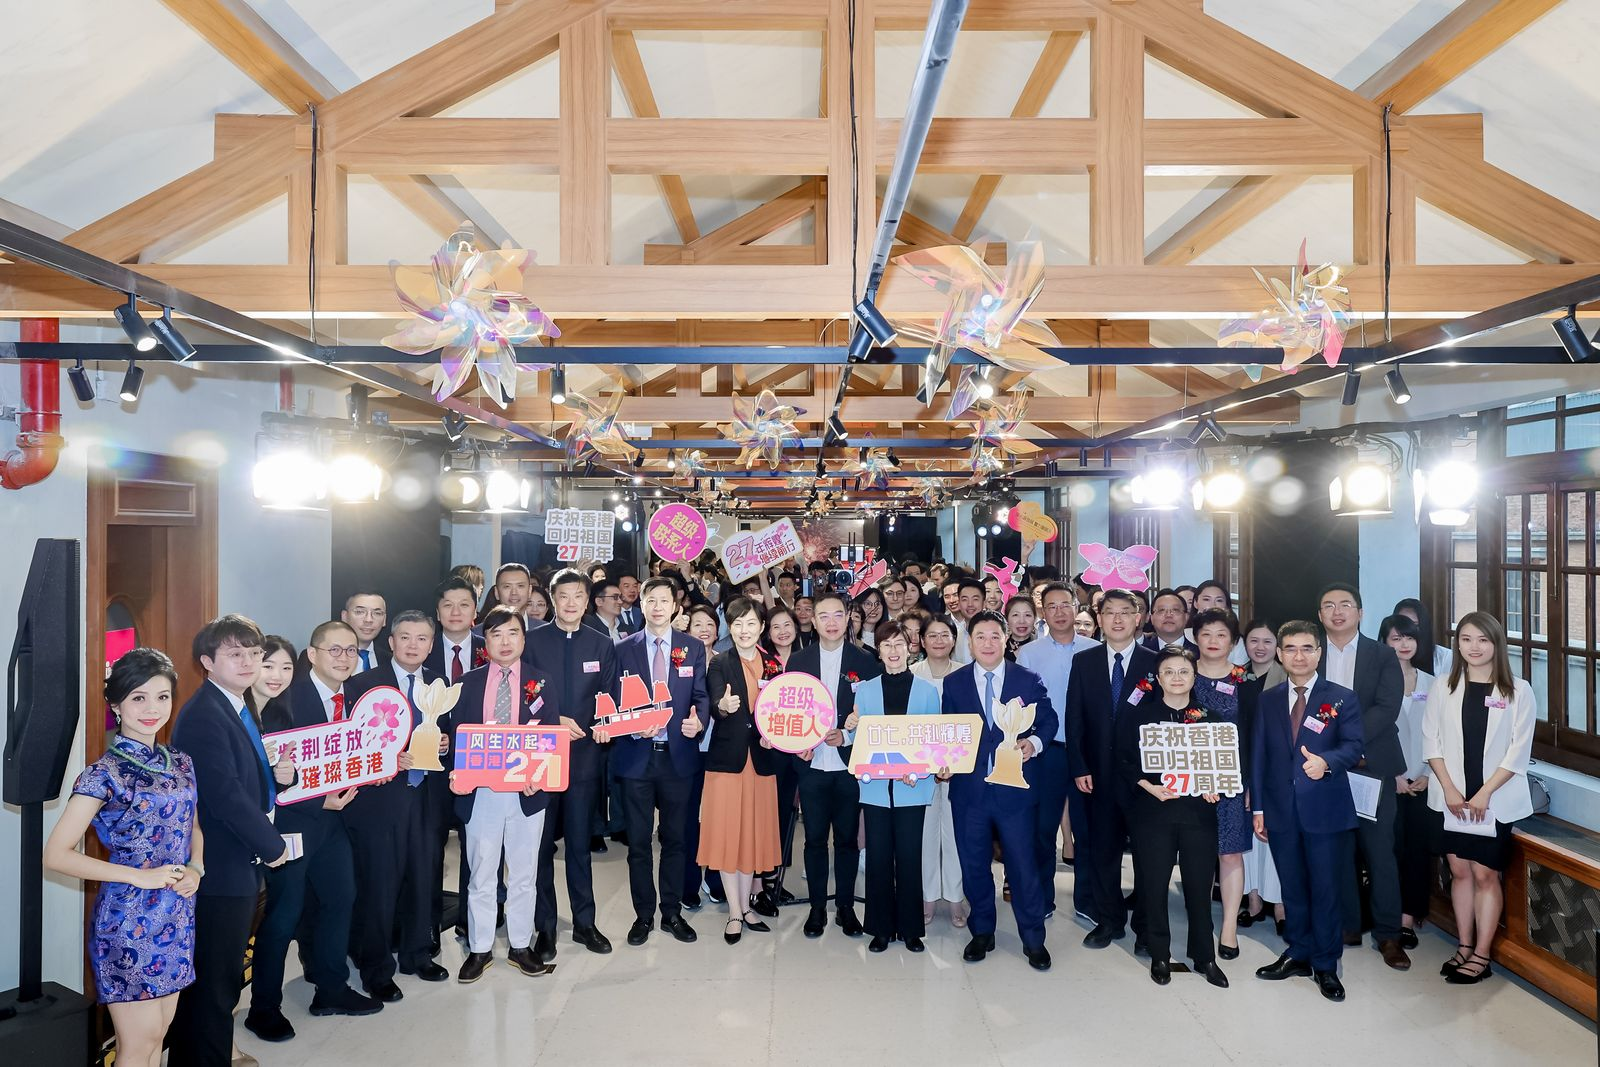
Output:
[990, 522, 1003, 536]
[327, 453, 383, 503]
[1384, 367, 1411, 405]
[1130, 463, 1185, 511]
[976, 521, 989, 538]
[68, 358, 95, 403]
[847, 326, 876, 363]
[825, 414, 848, 446]
[632, 474, 643, 485]
[1415, 460, 1477, 527]
[976, 365, 995, 400]
[996, 504, 1010, 522]
[149, 309, 197, 362]
[253, 449, 328, 510]
[118, 359, 144, 403]
[441, 411, 468, 442]
[550, 365, 568, 405]
[441, 470, 484, 510]
[1329, 461, 1391, 517]
[614, 503, 630, 519]
[1340, 367, 1361, 408]
[1552, 307, 1597, 363]
[484, 469, 531, 513]
[653, 488, 662, 498]
[621, 518, 635, 532]
[667, 449, 677, 470]
[854, 298, 898, 346]
[114, 296, 157, 353]
[1192, 470, 1247, 512]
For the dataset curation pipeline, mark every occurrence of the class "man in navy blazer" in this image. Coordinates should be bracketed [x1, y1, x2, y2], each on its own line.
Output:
[944, 611, 1056, 971]
[421, 576, 484, 944]
[169, 616, 291, 1067]
[1251, 620, 1365, 1002]
[249, 620, 380, 1041]
[1064, 589, 1159, 950]
[604, 577, 708, 947]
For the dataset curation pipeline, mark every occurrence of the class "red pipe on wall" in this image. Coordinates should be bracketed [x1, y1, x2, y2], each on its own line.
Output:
[1, 319, 66, 490]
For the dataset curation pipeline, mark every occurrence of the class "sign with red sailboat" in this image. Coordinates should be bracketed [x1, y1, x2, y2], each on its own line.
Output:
[593, 672, 676, 738]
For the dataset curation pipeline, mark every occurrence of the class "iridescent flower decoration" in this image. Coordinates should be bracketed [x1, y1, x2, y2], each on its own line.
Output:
[887, 240, 1060, 408]
[968, 445, 1007, 485]
[972, 389, 1031, 450]
[675, 449, 713, 483]
[721, 389, 806, 470]
[1218, 239, 1349, 372]
[845, 441, 899, 490]
[560, 390, 640, 467]
[383, 228, 558, 406]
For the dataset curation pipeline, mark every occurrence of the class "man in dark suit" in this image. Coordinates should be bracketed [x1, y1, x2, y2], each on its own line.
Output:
[1140, 588, 1198, 655]
[169, 616, 291, 1067]
[1318, 581, 1409, 970]
[528, 568, 619, 961]
[1065, 589, 1159, 951]
[343, 610, 451, 1002]
[1252, 620, 1365, 1002]
[342, 591, 390, 673]
[584, 577, 628, 642]
[424, 576, 484, 681]
[944, 611, 1056, 970]
[247, 620, 381, 1042]
[604, 577, 708, 947]
[787, 591, 882, 939]
[616, 573, 643, 634]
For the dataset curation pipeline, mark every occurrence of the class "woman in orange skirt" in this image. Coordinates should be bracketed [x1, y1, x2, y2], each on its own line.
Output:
[701, 596, 784, 944]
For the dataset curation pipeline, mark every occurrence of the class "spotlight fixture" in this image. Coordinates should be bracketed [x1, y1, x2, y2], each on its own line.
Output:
[1191, 468, 1248, 513]
[113, 296, 158, 353]
[550, 365, 568, 406]
[1329, 459, 1392, 517]
[483, 469, 532, 513]
[853, 297, 898, 346]
[68, 358, 95, 403]
[614, 502, 630, 519]
[1130, 458, 1186, 511]
[441, 411, 468, 442]
[824, 414, 848, 446]
[1340, 367, 1361, 408]
[1552, 307, 1597, 363]
[847, 326, 876, 363]
[440, 470, 485, 511]
[148, 308, 198, 362]
[118, 358, 144, 403]
[1414, 458, 1477, 527]
[1384, 367, 1411, 405]
[253, 447, 329, 511]
[667, 449, 677, 470]
[326, 453, 384, 503]
[1186, 412, 1224, 446]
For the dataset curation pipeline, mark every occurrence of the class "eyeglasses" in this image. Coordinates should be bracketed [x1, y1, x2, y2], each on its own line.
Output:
[216, 648, 264, 665]
[316, 645, 360, 658]
[1099, 610, 1138, 621]
[1281, 644, 1320, 656]
[346, 608, 385, 620]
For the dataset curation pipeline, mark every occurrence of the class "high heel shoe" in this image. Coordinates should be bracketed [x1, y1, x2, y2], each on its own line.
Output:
[1237, 907, 1265, 928]
[1440, 943, 1472, 977]
[1445, 953, 1493, 985]
[723, 920, 742, 945]
[1217, 940, 1240, 960]
[741, 913, 771, 933]
[951, 901, 968, 928]
[1398, 927, 1419, 950]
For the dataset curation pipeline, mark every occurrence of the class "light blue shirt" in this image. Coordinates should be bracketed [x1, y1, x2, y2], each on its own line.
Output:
[1017, 631, 1099, 743]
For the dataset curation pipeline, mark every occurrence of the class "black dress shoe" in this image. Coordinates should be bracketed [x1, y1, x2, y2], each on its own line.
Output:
[803, 909, 826, 938]
[429, 932, 442, 958]
[400, 961, 449, 983]
[244, 1010, 295, 1043]
[454, 923, 468, 941]
[961, 934, 995, 962]
[1133, 938, 1149, 958]
[1237, 908, 1264, 928]
[777, 887, 798, 905]
[682, 893, 703, 911]
[904, 937, 925, 953]
[369, 980, 403, 1003]
[573, 925, 613, 955]
[1314, 969, 1346, 1001]
[741, 916, 772, 933]
[1024, 945, 1051, 972]
[508, 946, 556, 977]
[1217, 940, 1240, 960]
[1255, 954, 1313, 981]
[309, 987, 383, 1016]
[1201, 961, 1229, 988]
[836, 908, 864, 937]
[1150, 959, 1172, 985]
[1398, 927, 1419, 950]
[868, 935, 889, 953]
[457, 952, 493, 983]
[533, 931, 557, 964]
[724, 920, 742, 946]
[590, 835, 607, 853]
[1082, 923, 1117, 949]
[661, 915, 698, 943]
[750, 890, 779, 918]
[627, 919, 653, 946]
[609, 830, 629, 846]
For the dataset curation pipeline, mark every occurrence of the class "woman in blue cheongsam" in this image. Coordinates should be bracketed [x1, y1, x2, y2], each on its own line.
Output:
[1190, 610, 1253, 961]
[45, 648, 202, 1067]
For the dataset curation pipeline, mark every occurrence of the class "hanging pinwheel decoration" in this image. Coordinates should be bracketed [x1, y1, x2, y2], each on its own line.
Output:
[886, 240, 1061, 413]
[845, 441, 900, 490]
[1218, 239, 1350, 372]
[674, 449, 713, 483]
[967, 389, 1031, 484]
[722, 389, 806, 470]
[559, 389, 640, 467]
[382, 228, 558, 406]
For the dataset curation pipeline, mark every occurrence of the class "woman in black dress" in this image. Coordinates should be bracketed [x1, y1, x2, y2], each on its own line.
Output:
[1422, 611, 1537, 985]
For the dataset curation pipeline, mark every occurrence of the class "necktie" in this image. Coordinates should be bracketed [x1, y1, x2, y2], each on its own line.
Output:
[1290, 685, 1307, 740]
[653, 639, 667, 687]
[406, 673, 424, 787]
[494, 667, 513, 725]
[331, 692, 346, 722]
[984, 671, 997, 774]
[1110, 651, 1126, 710]
[238, 706, 274, 813]
[359, 648, 372, 672]
[450, 644, 464, 682]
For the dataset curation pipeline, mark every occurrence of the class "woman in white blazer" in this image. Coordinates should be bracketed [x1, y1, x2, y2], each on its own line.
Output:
[1422, 612, 1536, 987]
[1379, 613, 1435, 949]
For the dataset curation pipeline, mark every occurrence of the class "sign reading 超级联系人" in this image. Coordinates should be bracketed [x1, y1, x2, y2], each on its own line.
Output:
[1138, 721, 1244, 796]
[544, 508, 616, 563]
[265, 686, 411, 804]
[847, 714, 984, 782]
[449, 724, 571, 794]
[720, 518, 803, 583]
[752, 672, 837, 754]
[647, 503, 709, 563]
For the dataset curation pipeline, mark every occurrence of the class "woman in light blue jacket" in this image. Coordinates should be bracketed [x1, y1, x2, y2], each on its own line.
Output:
[848, 620, 942, 953]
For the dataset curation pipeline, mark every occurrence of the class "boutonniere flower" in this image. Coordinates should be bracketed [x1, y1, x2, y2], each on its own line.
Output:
[1183, 706, 1207, 723]
[523, 678, 544, 705]
[1228, 664, 1247, 683]
[1315, 701, 1341, 723]
[472, 646, 488, 668]
[670, 645, 687, 667]
[1135, 676, 1155, 693]
[845, 670, 861, 685]
[761, 654, 783, 680]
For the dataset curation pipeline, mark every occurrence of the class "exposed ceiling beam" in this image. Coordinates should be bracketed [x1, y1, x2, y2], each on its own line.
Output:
[644, 180, 819, 263]
[1146, 175, 1302, 266]
[612, 29, 700, 243]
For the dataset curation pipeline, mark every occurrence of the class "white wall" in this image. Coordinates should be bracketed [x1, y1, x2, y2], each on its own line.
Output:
[1168, 508, 1215, 587]
[0, 359, 334, 992]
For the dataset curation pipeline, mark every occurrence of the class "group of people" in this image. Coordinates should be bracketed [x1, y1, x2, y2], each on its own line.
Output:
[43, 551, 1539, 1065]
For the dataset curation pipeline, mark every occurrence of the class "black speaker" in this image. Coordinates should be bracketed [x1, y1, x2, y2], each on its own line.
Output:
[1250, 443, 1360, 628]
[4, 538, 81, 806]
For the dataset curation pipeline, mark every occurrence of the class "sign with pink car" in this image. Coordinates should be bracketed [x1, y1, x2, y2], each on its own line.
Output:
[847, 714, 985, 781]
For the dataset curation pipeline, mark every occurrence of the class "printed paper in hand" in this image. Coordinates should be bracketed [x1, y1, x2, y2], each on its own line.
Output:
[1442, 804, 1498, 837]
[1347, 771, 1381, 822]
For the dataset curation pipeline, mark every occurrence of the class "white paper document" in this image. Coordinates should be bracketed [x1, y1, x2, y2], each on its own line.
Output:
[1442, 804, 1498, 837]
[1347, 772, 1381, 822]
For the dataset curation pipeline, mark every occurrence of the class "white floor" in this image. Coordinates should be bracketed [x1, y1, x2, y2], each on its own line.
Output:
[236, 845, 1596, 1066]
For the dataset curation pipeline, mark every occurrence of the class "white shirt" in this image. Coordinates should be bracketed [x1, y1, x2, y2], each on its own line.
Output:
[971, 659, 1040, 762]
[1398, 670, 1433, 781]
[311, 673, 341, 723]
[812, 642, 846, 772]
[1104, 640, 1138, 687]
[392, 661, 420, 706]
[1324, 634, 1359, 690]
[210, 679, 248, 717]
[952, 622, 973, 664]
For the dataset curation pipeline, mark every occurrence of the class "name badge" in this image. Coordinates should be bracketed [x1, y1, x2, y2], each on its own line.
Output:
[1127, 689, 1145, 706]
[1216, 681, 1236, 695]
[757, 678, 769, 690]
[529, 696, 543, 714]
[1410, 691, 1428, 701]
[1303, 717, 1325, 734]
[678, 666, 694, 678]
[1486, 697, 1508, 710]
[583, 660, 600, 674]
[851, 681, 860, 693]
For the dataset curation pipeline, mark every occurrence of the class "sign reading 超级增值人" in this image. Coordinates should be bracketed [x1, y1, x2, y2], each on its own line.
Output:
[752, 672, 836, 754]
